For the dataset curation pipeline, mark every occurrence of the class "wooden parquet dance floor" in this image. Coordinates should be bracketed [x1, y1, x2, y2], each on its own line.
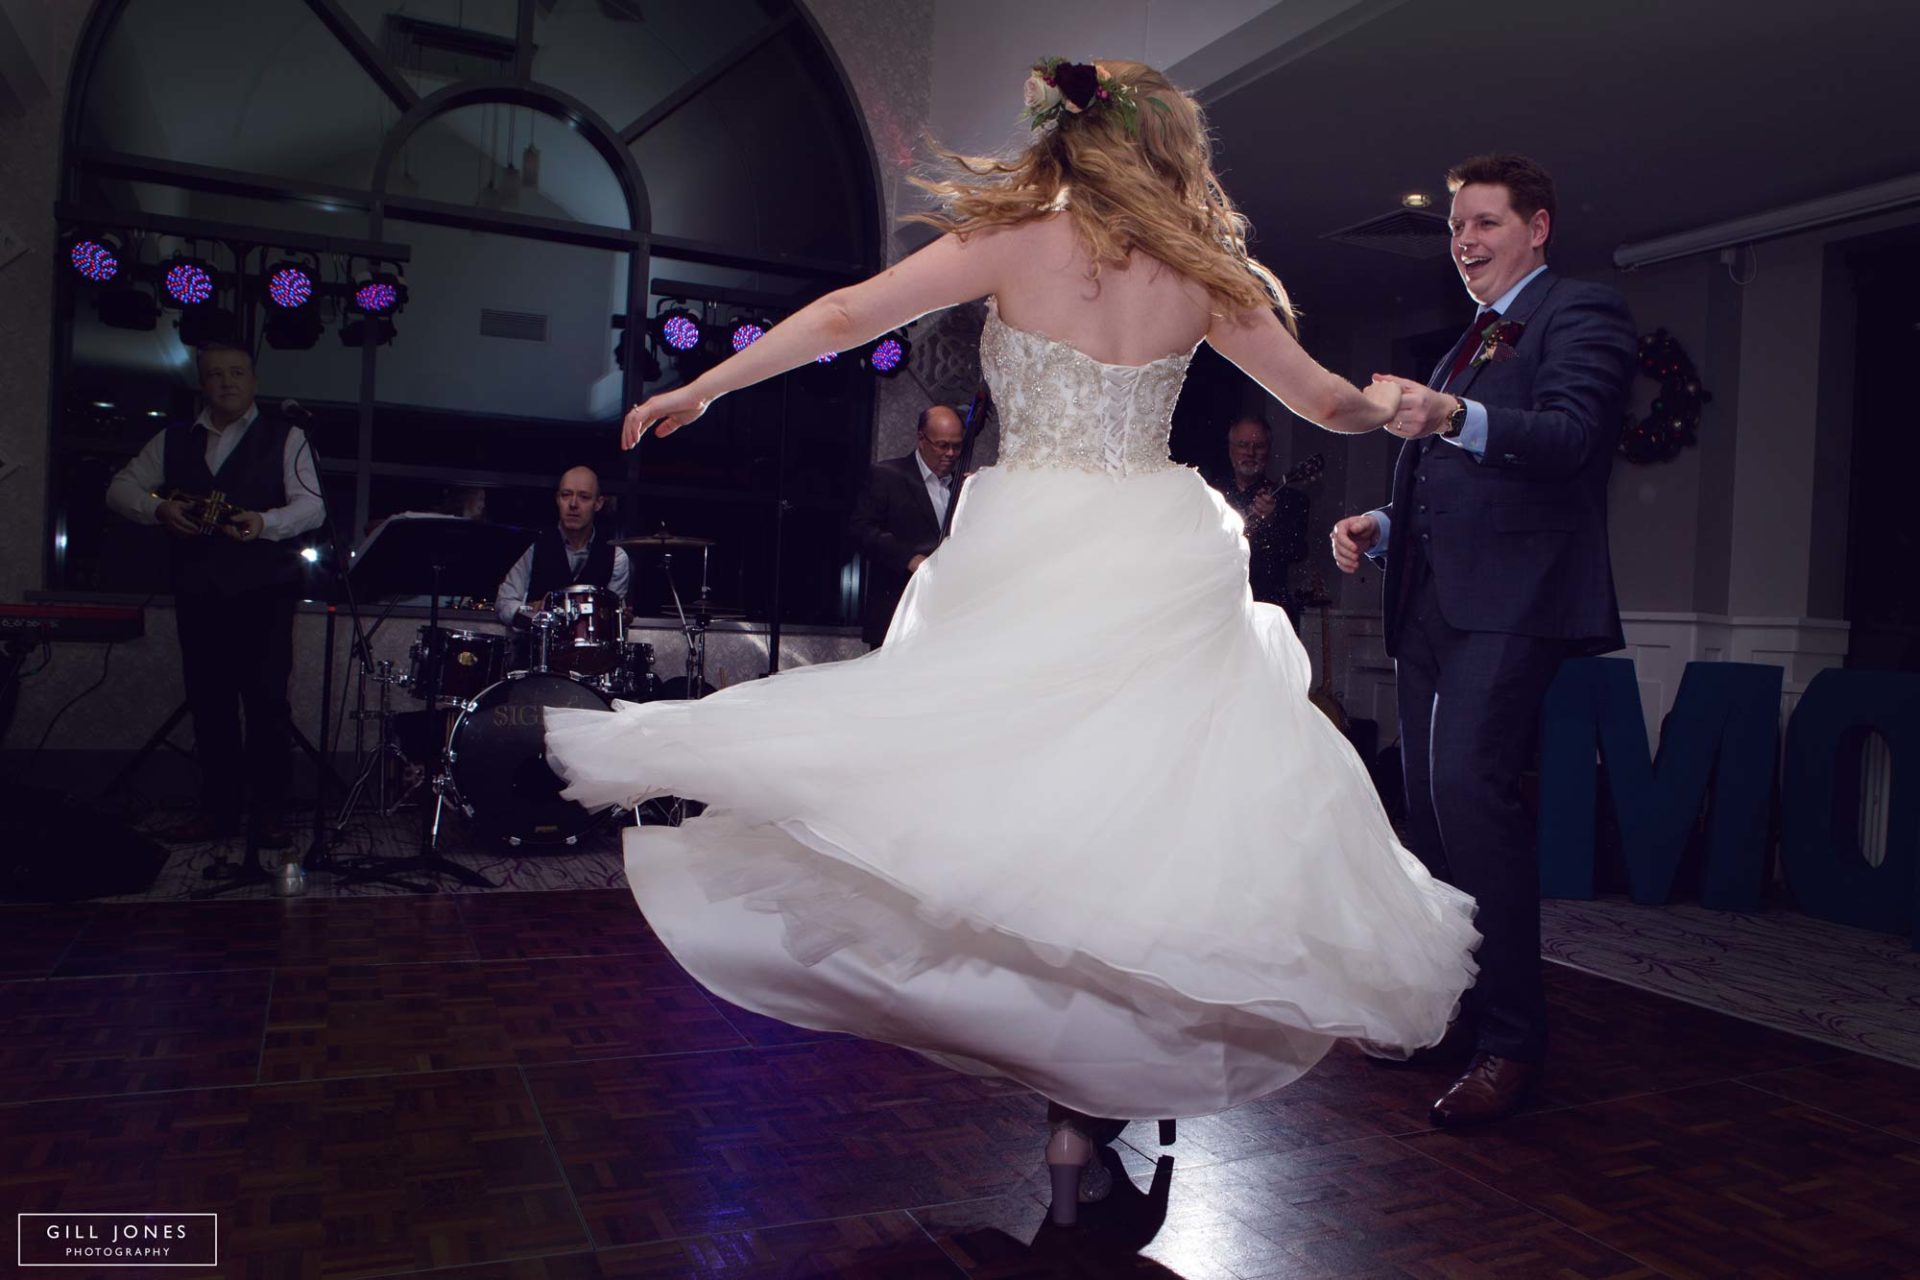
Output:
[4, 889, 1918, 1279]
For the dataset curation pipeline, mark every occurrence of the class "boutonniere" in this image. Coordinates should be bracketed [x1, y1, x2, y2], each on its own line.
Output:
[1470, 317, 1525, 369]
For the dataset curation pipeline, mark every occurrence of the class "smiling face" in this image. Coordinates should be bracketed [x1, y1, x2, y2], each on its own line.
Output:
[1449, 182, 1549, 306]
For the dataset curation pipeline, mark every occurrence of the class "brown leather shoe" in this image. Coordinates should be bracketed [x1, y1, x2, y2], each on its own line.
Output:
[1430, 1054, 1539, 1127]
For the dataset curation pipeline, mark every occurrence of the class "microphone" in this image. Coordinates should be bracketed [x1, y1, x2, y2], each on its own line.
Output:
[280, 399, 312, 421]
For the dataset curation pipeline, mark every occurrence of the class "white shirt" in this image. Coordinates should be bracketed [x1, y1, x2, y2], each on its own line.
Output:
[915, 450, 954, 530]
[495, 525, 632, 625]
[106, 404, 326, 541]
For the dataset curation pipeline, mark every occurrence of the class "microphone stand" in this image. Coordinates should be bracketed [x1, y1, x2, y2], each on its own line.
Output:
[766, 378, 792, 675]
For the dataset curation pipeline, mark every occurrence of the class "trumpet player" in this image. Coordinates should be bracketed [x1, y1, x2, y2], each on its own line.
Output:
[107, 341, 324, 846]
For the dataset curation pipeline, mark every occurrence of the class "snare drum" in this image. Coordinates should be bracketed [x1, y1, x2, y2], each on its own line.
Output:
[543, 585, 623, 677]
[444, 672, 613, 846]
[406, 626, 506, 705]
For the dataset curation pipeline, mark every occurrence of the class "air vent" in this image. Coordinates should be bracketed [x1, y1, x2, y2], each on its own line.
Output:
[1323, 208, 1452, 260]
[479, 309, 548, 342]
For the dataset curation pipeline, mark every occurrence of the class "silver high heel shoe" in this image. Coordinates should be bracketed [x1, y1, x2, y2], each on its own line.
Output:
[1044, 1118, 1113, 1227]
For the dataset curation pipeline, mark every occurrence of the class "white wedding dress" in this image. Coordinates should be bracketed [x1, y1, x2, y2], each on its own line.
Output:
[544, 299, 1479, 1118]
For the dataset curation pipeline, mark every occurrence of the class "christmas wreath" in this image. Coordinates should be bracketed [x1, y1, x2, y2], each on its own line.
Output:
[1619, 328, 1711, 465]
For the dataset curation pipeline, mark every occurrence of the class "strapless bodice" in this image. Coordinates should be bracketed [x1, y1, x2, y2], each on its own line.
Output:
[978, 300, 1194, 477]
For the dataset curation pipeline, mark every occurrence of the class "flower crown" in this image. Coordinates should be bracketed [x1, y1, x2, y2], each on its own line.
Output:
[1022, 58, 1166, 137]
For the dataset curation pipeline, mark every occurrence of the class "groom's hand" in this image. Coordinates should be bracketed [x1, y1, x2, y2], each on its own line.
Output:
[1372, 374, 1457, 440]
[1330, 514, 1379, 574]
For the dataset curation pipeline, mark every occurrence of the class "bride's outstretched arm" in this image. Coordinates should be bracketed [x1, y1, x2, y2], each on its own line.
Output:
[624, 230, 1014, 443]
[1205, 306, 1398, 435]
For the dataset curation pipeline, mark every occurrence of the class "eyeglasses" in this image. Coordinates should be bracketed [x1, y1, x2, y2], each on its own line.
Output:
[920, 438, 964, 453]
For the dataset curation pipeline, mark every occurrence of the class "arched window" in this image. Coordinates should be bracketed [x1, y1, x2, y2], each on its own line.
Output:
[51, 0, 882, 628]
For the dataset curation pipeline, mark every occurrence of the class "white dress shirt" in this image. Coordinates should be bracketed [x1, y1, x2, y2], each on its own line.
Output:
[106, 404, 325, 541]
[495, 526, 633, 625]
[915, 450, 954, 530]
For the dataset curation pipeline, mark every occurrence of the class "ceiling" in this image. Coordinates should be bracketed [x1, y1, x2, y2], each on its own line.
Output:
[1197, 0, 1920, 333]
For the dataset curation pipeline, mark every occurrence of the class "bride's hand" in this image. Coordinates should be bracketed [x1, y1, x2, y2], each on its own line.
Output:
[622, 387, 711, 448]
[1362, 378, 1402, 431]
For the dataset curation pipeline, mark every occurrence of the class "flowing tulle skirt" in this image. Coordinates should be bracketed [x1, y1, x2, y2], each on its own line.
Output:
[545, 464, 1478, 1118]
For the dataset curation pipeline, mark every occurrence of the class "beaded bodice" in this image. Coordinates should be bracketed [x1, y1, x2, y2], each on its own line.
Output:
[979, 300, 1194, 477]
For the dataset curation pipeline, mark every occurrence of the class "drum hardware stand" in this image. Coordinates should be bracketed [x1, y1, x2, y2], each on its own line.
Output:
[643, 548, 718, 828]
[766, 379, 792, 675]
[323, 561, 498, 891]
[302, 516, 537, 890]
[304, 598, 415, 884]
[328, 658, 417, 825]
[658, 548, 715, 699]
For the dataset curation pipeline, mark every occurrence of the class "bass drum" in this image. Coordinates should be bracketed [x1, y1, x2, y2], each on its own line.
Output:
[446, 673, 614, 846]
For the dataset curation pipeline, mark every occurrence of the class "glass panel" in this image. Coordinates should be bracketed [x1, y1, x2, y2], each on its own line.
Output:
[631, 258, 871, 504]
[284, 400, 362, 475]
[628, 26, 873, 262]
[611, 498, 858, 628]
[529, 0, 778, 136]
[770, 504, 861, 628]
[52, 440, 168, 595]
[365, 406, 621, 483]
[71, 177, 376, 242]
[67, 281, 204, 411]
[81, 0, 398, 190]
[362, 470, 513, 538]
[390, 103, 629, 229]
[339, 0, 519, 44]
[367, 222, 629, 430]
[616, 488, 758, 622]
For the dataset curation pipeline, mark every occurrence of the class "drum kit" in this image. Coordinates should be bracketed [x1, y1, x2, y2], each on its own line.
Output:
[323, 519, 720, 878]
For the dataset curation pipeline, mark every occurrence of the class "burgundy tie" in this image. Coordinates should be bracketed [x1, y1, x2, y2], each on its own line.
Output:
[1441, 309, 1499, 389]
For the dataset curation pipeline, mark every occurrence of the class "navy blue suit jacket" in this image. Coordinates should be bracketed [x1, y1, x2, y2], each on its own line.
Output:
[1382, 270, 1636, 656]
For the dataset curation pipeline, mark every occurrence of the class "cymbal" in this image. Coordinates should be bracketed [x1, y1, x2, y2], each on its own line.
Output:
[614, 531, 715, 550]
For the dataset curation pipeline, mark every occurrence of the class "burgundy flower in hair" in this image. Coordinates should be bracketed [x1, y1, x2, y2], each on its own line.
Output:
[1023, 57, 1169, 136]
[1053, 62, 1099, 112]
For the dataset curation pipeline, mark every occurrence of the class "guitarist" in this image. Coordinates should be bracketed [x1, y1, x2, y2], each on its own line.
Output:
[1209, 415, 1309, 626]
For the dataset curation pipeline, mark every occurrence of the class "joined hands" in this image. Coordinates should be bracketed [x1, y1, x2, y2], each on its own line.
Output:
[1372, 374, 1458, 440]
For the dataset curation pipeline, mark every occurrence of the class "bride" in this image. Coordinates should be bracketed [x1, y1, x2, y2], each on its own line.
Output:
[545, 58, 1479, 1227]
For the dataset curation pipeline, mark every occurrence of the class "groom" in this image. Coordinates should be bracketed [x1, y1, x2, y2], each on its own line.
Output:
[1331, 154, 1635, 1125]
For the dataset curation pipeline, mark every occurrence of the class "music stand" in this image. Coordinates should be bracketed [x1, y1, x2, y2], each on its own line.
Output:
[322, 516, 535, 890]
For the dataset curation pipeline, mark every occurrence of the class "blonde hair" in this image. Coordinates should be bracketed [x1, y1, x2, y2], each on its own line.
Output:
[909, 60, 1295, 331]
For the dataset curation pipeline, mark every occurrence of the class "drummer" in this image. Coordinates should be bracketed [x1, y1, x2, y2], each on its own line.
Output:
[494, 465, 631, 627]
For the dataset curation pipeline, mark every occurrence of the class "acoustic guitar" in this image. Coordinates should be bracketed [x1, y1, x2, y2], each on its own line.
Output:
[1240, 453, 1324, 534]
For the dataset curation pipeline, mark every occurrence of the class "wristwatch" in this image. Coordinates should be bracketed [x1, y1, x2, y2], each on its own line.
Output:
[1440, 397, 1468, 438]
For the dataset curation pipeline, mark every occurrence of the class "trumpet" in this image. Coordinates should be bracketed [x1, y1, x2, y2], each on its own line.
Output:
[162, 489, 243, 536]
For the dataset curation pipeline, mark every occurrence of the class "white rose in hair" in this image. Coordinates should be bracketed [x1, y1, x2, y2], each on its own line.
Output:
[1023, 73, 1061, 114]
